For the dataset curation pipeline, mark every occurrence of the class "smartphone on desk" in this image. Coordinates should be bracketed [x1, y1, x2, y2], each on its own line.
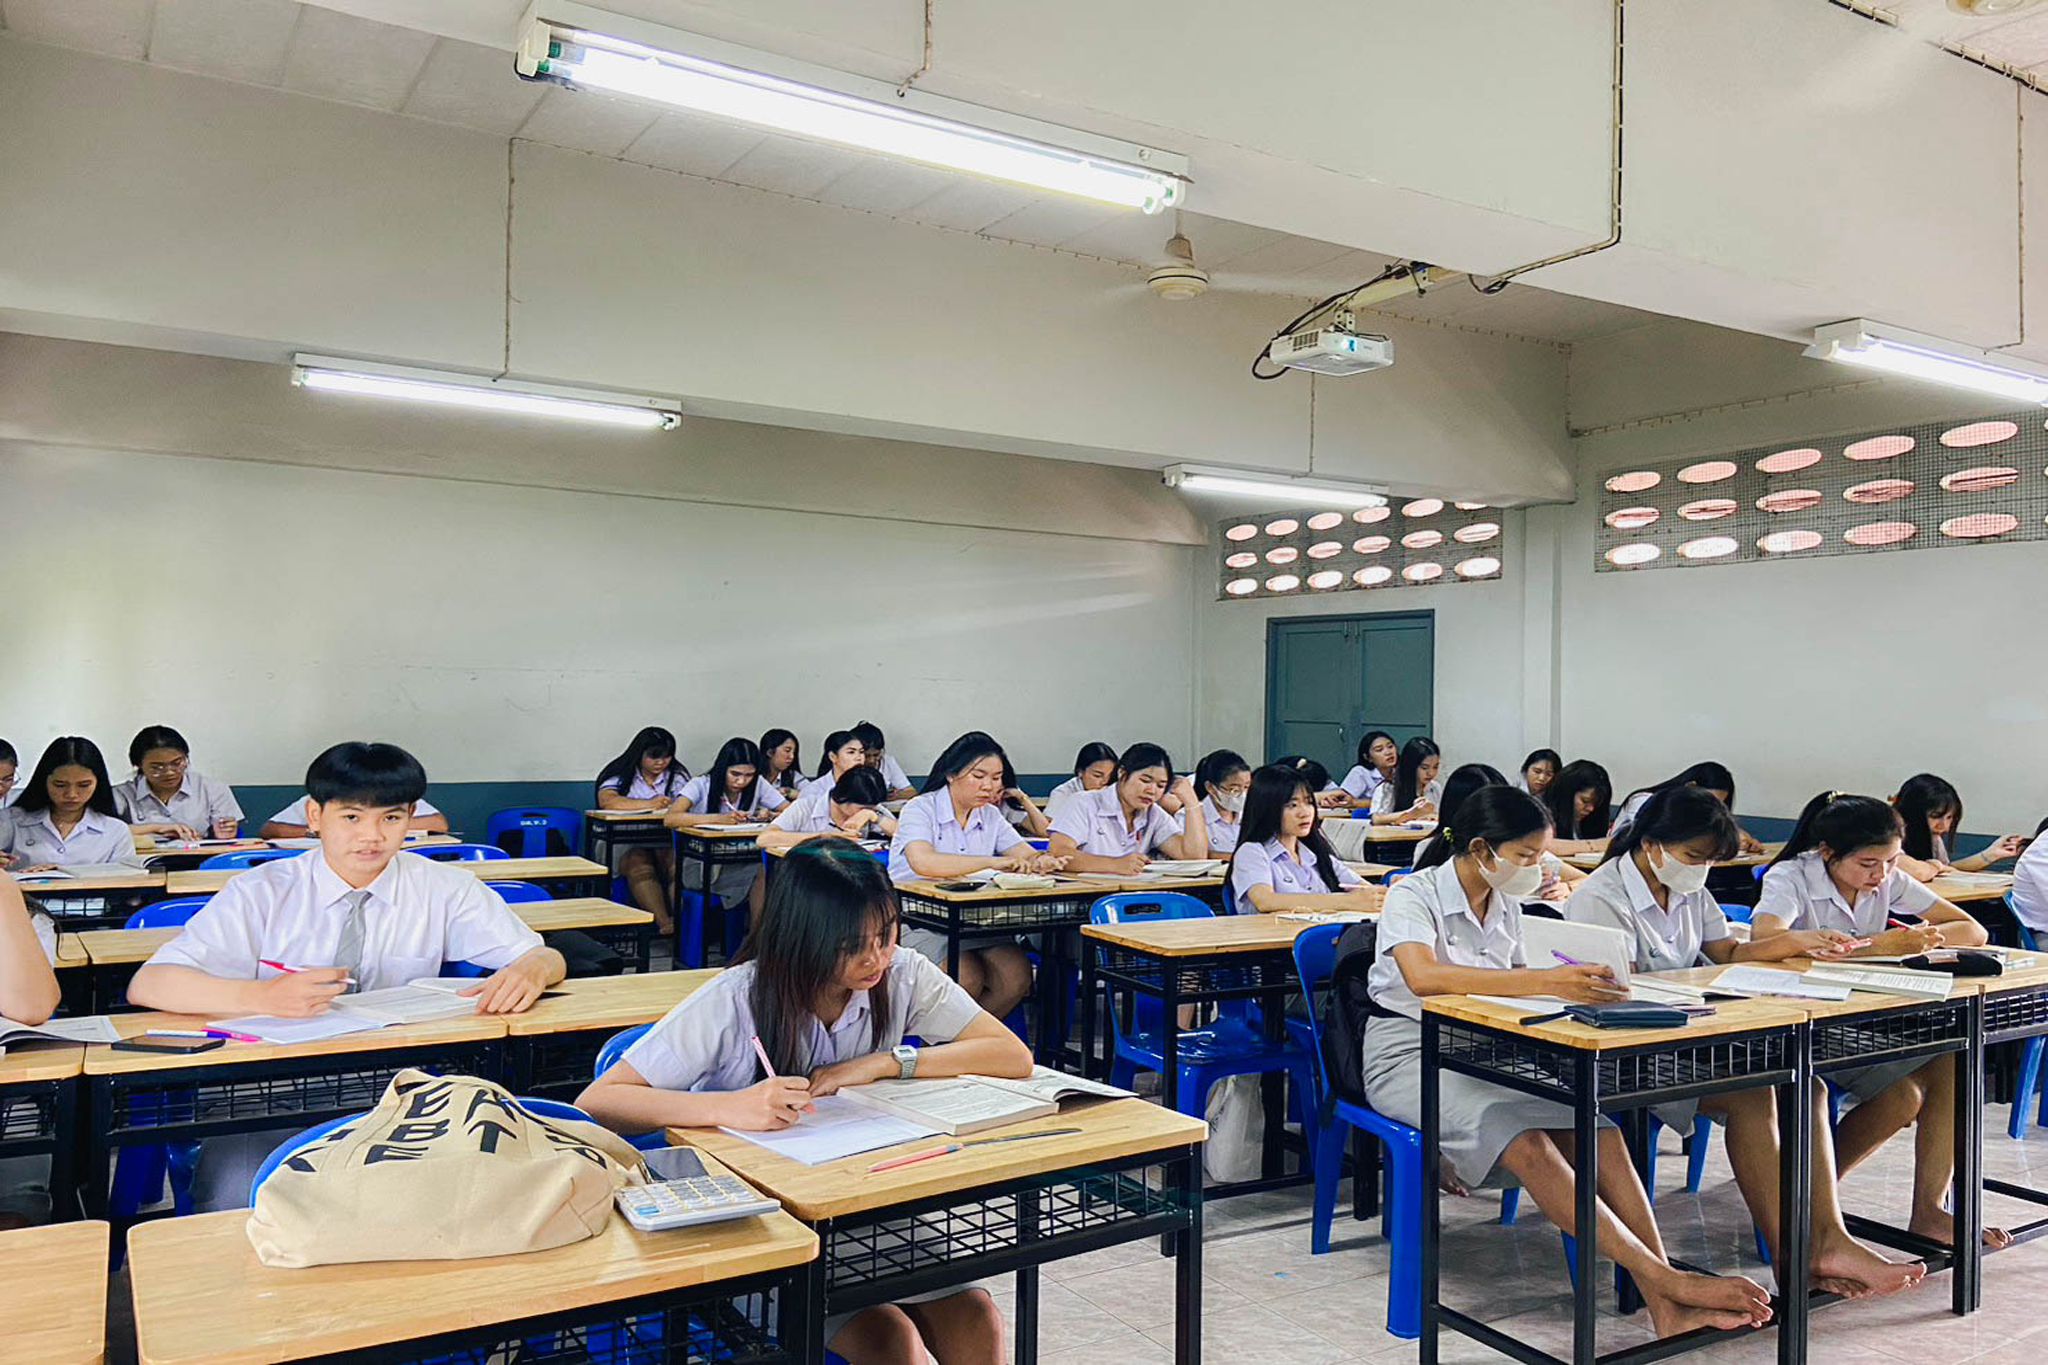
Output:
[112, 1038, 226, 1055]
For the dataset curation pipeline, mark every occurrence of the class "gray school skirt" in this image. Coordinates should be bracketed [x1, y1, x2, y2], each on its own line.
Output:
[679, 857, 761, 908]
[1836, 1058, 1929, 1102]
[1361, 1014, 1613, 1190]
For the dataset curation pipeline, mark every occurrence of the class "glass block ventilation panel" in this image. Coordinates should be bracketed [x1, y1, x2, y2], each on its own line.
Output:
[1218, 501, 1504, 601]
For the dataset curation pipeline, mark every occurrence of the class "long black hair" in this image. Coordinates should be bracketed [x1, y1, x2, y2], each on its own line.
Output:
[703, 737, 767, 812]
[1390, 736, 1440, 810]
[1195, 749, 1249, 795]
[15, 737, 121, 817]
[1771, 791, 1902, 869]
[1544, 759, 1612, 839]
[814, 730, 863, 779]
[1894, 773, 1962, 861]
[1229, 764, 1346, 893]
[127, 725, 191, 771]
[1602, 786, 1739, 867]
[1271, 754, 1335, 794]
[1071, 742, 1116, 779]
[595, 726, 686, 802]
[920, 732, 1010, 795]
[1622, 761, 1737, 814]
[1416, 786, 1551, 871]
[1417, 763, 1507, 864]
[1518, 748, 1562, 786]
[757, 729, 801, 788]
[829, 766, 889, 808]
[733, 837, 899, 1076]
[1357, 730, 1397, 772]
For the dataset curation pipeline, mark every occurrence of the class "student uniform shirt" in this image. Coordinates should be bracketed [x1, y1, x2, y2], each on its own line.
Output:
[597, 769, 690, 801]
[114, 770, 244, 831]
[267, 795, 442, 827]
[2011, 836, 2048, 932]
[1338, 765, 1387, 801]
[874, 754, 914, 793]
[143, 849, 543, 991]
[1229, 836, 1363, 915]
[1043, 776, 1089, 821]
[1369, 858, 1526, 1020]
[1607, 791, 1654, 837]
[677, 775, 787, 815]
[1201, 796, 1242, 855]
[0, 807, 141, 867]
[1755, 849, 1938, 936]
[1369, 778, 1445, 815]
[769, 791, 840, 834]
[888, 790, 1023, 884]
[1048, 786, 1181, 859]
[622, 952, 979, 1092]
[1567, 855, 1729, 972]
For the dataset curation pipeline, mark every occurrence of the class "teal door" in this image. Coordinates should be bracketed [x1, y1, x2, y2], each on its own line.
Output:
[1264, 611, 1434, 774]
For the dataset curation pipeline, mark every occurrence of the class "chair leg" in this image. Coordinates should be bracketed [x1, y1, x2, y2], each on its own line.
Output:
[2013, 1037, 2043, 1140]
[1384, 1138, 1423, 1339]
[1310, 1122, 1348, 1255]
[1499, 1187, 1520, 1224]
[1173, 1067, 1208, 1119]
[1686, 1114, 1712, 1193]
[1108, 1057, 1137, 1092]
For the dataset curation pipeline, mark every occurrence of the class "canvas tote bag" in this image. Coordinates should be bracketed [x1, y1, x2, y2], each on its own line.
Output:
[247, 1068, 644, 1267]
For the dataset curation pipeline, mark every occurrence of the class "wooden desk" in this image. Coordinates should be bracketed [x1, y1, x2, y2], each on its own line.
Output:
[1, 1219, 109, 1363]
[503, 969, 717, 1098]
[128, 1194, 817, 1365]
[164, 854, 609, 898]
[1560, 841, 1785, 872]
[582, 805, 674, 858]
[1929, 873, 2015, 904]
[677, 1097, 1206, 1365]
[54, 932, 86, 969]
[14, 869, 167, 931]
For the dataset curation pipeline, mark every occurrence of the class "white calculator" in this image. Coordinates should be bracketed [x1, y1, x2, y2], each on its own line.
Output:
[616, 1146, 780, 1231]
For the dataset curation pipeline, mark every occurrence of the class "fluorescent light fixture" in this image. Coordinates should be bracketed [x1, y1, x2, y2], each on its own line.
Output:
[291, 355, 682, 430]
[1162, 464, 1389, 508]
[1806, 319, 2048, 405]
[514, 3, 1186, 213]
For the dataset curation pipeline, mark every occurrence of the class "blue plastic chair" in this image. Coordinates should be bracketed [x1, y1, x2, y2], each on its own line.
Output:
[123, 898, 214, 929]
[486, 806, 583, 859]
[1382, 869, 1417, 885]
[595, 1023, 667, 1151]
[408, 842, 511, 863]
[485, 880, 552, 904]
[197, 848, 306, 870]
[1090, 893, 1315, 1134]
[2009, 910, 2048, 1138]
[111, 897, 215, 1221]
[1720, 901, 1754, 924]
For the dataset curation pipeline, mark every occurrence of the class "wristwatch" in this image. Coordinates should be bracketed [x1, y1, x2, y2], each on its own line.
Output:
[891, 1044, 918, 1079]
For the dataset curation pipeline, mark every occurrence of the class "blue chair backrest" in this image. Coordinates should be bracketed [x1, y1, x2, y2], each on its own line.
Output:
[1350, 809, 1372, 819]
[484, 879, 551, 904]
[1752, 863, 1767, 882]
[2012, 897, 2039, 953]
[1088, 891, 1213, 925]
[408, 843, 510, 863]
[1382, 868, 1416, 885]
[485, 807, 583, 859]
[1026, 838, 1050, 851]
[597, 1023, 655, 1079]
[198, 848, 306, 870]
[1719, 901, 1754, 924]
[124, 897, 215, 929]
[438, 960, 490, 978]
[1291, 923, 1345, 1097]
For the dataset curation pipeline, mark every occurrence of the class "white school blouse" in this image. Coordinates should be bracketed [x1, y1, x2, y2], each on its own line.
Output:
[267, 795, 442, 827]
[2011, 836, 2048, 933]
[888, 790, 1023, 884]
[0, 807, 142, 867]
[597, 768, 690, 801]
[1048, 786, 1181, 859]
[144, 850, 543, 990]
[1201, 796, 1241, 855]
[1754, 850, 1938, 936]
[1368, 859, 1526, 1021]
[1567, 855, 1730, 972]
[1608, 791, 1653, 837]
[622, 953, 979, 1091]
[1228, 836, 1363, 914]
[677, 774, 787, 815]
[1369, 778, 1444, 815]
[114, 771, 244, 831]
[875, 755, 913, 792]
[769, 791, 838, 834]
[1338, 765, 1387, 801]
[1043, 776, 1089, 822]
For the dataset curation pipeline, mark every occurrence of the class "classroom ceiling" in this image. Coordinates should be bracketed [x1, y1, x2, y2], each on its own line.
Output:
[1883, 0, 2048, 80]
[0, 0, 1669, 347]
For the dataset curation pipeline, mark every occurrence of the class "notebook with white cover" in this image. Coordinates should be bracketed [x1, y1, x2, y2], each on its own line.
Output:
[1711, 966, 1851, 1001]
[718, 1092, 939, 1165]
[209, 982, 478, 1042]
[0, 1015, 121, 1049]
[838, 1067, 1132, 1136]
[1139, 860, 1227, 878]
[1520, 918, 1634, 990]
[1799, 966, 1953, 1001]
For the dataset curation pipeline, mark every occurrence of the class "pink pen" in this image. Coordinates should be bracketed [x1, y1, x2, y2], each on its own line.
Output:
[207, 1028, 261, 1043]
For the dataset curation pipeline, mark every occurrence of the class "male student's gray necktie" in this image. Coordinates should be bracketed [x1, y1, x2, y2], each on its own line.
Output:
[333, 890, 369, 994]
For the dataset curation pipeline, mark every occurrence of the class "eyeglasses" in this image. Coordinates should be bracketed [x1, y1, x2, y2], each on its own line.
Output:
[142, 759, 188, 777]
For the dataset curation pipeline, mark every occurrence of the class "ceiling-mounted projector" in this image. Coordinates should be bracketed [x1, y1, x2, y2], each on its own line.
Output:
[1269, 326, 1394, 377]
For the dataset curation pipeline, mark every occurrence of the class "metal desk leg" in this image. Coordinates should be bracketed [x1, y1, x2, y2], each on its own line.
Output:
[1173, 1148, 1203, 1365]
[1259, 986, 1285, 1181]
[1572, 1051, 1598, 1365]
[700, 839, 718, 969]
[1016, 1184, 1042, 1365]
[792, 1238, 829, 1365]
[1778, 1020, 1813, 1365]
[48, 1079, 79, 1223]
[1617, 1108, 1651, 1315]
[1420, 1015, 1441, 1365]
[1078, 940, 1100, 1082]
[1955, 995, 1984, 1315]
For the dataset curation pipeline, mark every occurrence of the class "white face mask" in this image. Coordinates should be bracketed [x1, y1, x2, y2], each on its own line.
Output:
[1213, 789, 1245, 814]
[1649, 845, 1712, 896]
[1476, 846, 1545, 898]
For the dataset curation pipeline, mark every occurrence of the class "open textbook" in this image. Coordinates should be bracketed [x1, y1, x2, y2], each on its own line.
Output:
[0, 1015, 122, 1053]
[836, 1066, 1133, 1136]
[210, 979, 485, 1043]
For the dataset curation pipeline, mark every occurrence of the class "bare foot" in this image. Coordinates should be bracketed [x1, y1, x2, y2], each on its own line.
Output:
[1811, 1275, 1873, 1301]
[1909, 1208, 2013, 1250]
[1648, 1268, 1774, 1324]
[1811, 1239, 1926, 1298]
[1645, 1297, 1766, 1338]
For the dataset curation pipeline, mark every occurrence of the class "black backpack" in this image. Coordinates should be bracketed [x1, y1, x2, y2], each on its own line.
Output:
[1316, 918, 1381, 1114]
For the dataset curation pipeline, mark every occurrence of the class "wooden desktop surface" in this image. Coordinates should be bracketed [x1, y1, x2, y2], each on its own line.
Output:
[1929, 873, 2015, 904]
[54, 933, 87, 969]
[1421, 988, 1810, 1050]
[1083, 910, 1382, 957]
[127, 1189, 816, 1365]
[585, 808, 672, 823]
[504, 969, 719, 1036]
[1, 1219, 109, 1364]
[167, 855, 607, 895]
[0, 1043, 85, 1084]
[82, 1010, 508, 1076]
[1563, 842, 1784, 871]
[12, 869, 165, 894]
[675, 1096, 1206, 1221]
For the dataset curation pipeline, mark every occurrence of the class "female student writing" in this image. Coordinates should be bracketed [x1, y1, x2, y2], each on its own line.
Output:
[0, 737, 143, 870]
[1415, 765, 1583, 902]
[665, 737, 788, 923]
[1226, 764, 1382, 915]
[113, 725, 243, 841]
[579, 839, 1027, 1365]
[888, 732, 1064, 1018]
[1336, 730, 1398, 808]
[1893, 773, 2028, 880]
[1366, 736, 1441, 825]
[852, 721, 917, 802]
[1363, 786, 1774, 1337]
[758, 766, 898, 852]
[1042, 742, 1116, 821]
[595, 726, 691, 936]
[1751, 791, 1999, 1249]
[1518, 748, 1561, 798]
[758, 729, 803, 802]
[1194, 749, 1250, 855]
[1613, 762, 1764, 853]
[1047, 742, 1206, 874]
[1565, 788, 1924, 1298]
[1542, 759, 1612, 857]
[800, 730, 867, 799]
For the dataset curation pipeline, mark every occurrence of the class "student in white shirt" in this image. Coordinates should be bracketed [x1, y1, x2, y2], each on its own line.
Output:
[0, 739, 19, 809]
[2010, 817, 2048, 933]
[1366, 736, 1442, 825]
[852, 721, 917, 802]
[1225, 764, 1382, 915]
[130, 742, 564, 1210]
[0, 737, 143, 871]
[1516, 748, 1561, 799]
[758, 728, 803, 802]
[799, 730, 868, 799]
[113, 725, 244, 841]
[1047, 743, 1205, 874]
[594, 726, 691, 935]
[1415, 765, 1583, 903]
[1892, 773, 2028, 881]
[1335, 730, 1398, 809]
[665, 737, 788, 926]
[888, 732, 1065, 1017]
[1363, 786, 1774, 1337]
[1612, 762, 1764, 854]
[1193, 749, 1251, 855]
[1043, 743, 1116, 821]
[260, 793, 448, 839]
[580, 839, 1028, 1363]
[758, 767, 897, 852]
[1751, 791, 2000, 1251]
[1541, 759, 1613, 858]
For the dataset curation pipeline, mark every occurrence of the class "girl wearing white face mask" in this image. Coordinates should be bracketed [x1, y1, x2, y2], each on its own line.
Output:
[1362, 786, 1776, 1339]
[1195, 749, 1251, 855]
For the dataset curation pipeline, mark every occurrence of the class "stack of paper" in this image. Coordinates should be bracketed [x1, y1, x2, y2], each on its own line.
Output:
[210, 978, 481, 1042]
[1801, 965, 1953, 1001]
[0, 1014, 122, 1053]
[1711, 966, 1851, 1001]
